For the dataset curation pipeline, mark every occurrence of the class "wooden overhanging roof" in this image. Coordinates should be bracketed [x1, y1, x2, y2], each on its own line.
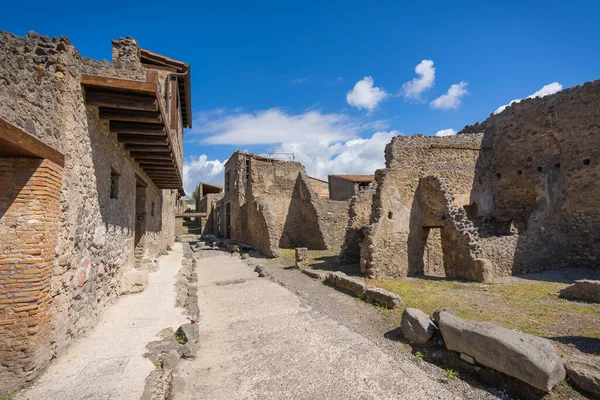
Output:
[140, 49, 192, 129]
[200, 182, 223, 196]
[81, 74, 182, 189]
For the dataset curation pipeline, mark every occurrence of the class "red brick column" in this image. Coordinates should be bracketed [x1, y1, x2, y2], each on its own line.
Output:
[0, 158, 63, 390]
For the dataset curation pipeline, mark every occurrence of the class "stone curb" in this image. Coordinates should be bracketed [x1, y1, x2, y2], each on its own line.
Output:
[302, 269, 404, 309]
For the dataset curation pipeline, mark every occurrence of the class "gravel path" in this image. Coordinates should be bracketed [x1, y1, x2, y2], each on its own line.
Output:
[172, 249, 500, 400]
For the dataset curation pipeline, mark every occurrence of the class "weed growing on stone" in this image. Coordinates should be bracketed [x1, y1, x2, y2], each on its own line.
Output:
[444, 369, 459, 381]
[174, 332, 186, 345]
[414, 351, 424, 363]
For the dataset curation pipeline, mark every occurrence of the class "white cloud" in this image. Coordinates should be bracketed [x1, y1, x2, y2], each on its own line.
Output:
[430, 81, 469, 110]
[346, 76, 388, 111]
[277, 131, 398, 180]
[494, 82, 563, 114]
[291, 77, 310, 84]
[435, 128, 457, 137]
[189, 108, 397, 181]
[183, 155, 225, 194]
[402, 60, 435, 99]
[193, 108, 357, 145]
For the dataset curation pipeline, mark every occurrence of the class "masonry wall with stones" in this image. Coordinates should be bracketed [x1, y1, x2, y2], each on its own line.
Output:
[339, 182, 376, 266]
[198, 193, 223, 234]
[216, 152, 349, 257]
[361, 134, 485, 279]
[460, 79, 600, 274]
[0, 31, 179, 391]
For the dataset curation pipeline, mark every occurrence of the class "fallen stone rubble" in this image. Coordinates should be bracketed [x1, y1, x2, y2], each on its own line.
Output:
[559, 279, 600, 303]
[438, 311, 565, 392]
[398, 306, 571, 393]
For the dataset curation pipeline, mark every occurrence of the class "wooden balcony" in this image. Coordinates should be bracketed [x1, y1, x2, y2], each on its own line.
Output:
[81, 74, 182, 189]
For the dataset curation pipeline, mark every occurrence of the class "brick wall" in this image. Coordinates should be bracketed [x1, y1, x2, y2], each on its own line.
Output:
[0, 158, 63, 390]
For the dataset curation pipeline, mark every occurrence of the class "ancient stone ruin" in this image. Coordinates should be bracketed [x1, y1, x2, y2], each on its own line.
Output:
[0, 31, 190, 391]
[213, 152, 349, 257]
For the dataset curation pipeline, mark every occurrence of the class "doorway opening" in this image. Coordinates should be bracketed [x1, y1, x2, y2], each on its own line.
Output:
[134, 175, 147, 268]
[225, 202, 231, 239]
[422, 227, 446, 277]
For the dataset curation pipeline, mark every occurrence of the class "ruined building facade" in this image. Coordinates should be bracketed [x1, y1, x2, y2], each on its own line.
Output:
[194, 182, 223, 234]
[0, 31, 191, 391]
[360, 134, 487, 280]
[357, 79, 600, 282]
[215, 152, 349, 257]
[460, 79, 600, 274]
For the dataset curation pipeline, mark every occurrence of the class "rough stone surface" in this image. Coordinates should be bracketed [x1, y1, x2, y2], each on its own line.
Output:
[400, 308, 436, 344]
[213, 152, 349, 257]
[460, 79, 600, 273]
[119, 269, 149, 295]
[559, 279, 600, 303]
[438, 312, 565, 391]
[364, 286, 404, 309]
[565, 351, 600, 397]
[295, 247, 309, 269]
[300, 268, 329, 281]
[0, 31, 180, 391]
[432, 307, 457, 324]
[360, 134, 485, 280]
[176, 323, 199, 344]
[339, 182, 377, 266]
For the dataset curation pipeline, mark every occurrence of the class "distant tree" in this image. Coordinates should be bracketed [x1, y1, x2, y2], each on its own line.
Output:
[191, 189, 197, 200]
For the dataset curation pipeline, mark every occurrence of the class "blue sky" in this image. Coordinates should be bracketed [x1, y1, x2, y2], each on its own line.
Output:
[2, 0, 599, 192]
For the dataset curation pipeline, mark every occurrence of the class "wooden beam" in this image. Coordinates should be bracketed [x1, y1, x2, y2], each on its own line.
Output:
[99, 108, 162, 124]
[131, 152, 172, 160]
[125, 144, 171, 152]
[85, 91, 157, 111]
[81, 74, 156, 96]
[110, 121, 165, 135]
[0, 118, 65, 166]
[139, 160, 174, 165]
[117, 134, 167, 145]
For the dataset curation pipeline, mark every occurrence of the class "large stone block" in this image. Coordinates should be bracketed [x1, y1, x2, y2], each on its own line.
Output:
[565, 351, 600, 397]
[401, 308, 436, 343]
[364, 286, 404, 309]
[119, 269, 149, 295]
[559, 280, 600, 303]
[438, 312, 565, 391]
[335, 275, 367, 297]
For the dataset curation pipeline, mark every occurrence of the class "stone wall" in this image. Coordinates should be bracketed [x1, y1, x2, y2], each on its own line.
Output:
[339, 182, 376, 265]
[0, 31, 179, 391]
[329, 176, 358, 201]
[216, 152, 349, 256]
[0, 158, 62, 389]
[308, 177, 329, 199]
[461, 79, 600, 273]
[361, 134, 483, 279]
[198, 192, 223, 235]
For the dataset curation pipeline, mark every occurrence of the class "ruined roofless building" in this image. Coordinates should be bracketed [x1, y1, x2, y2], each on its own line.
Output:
[0, 31, 191, 391]
[360, 134, 486, 280]
[215, 152, 349, 257]
[361, 79, 600, 282]
[194, 182, 224, 234]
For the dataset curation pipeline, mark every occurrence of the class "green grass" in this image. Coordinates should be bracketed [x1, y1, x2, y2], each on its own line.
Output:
[275, 247, 600, 341]
[368, 277, 600, 339]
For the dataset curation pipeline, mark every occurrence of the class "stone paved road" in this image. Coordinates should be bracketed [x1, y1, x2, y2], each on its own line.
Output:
[16, 243, 188, 400]
[172, 250, 469, 400]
